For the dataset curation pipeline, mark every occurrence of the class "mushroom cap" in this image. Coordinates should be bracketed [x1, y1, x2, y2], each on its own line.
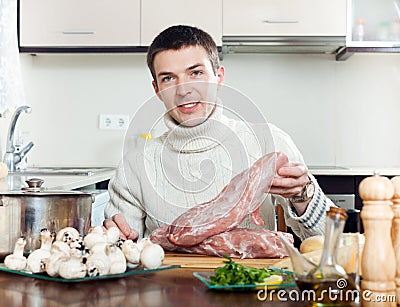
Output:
[121, 240, 141, 264]
[51, 241, 71, 256]
[58, 258, 87, 279]
[137, 238, 153, 251]
[107, 245, 127, 274]
[140, 244, 165, 270]
[27, 249, 51, 273]
[84, 232, 107, 250]
[106, 227, 120, 245]
[4, 254, 27, 271]
[56, 227, 80, 244]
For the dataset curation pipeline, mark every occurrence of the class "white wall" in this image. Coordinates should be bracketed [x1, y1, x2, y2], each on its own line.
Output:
[0, 52, 399, 168]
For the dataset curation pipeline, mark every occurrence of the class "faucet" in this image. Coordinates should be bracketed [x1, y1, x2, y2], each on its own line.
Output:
[3, 105, 34, 172]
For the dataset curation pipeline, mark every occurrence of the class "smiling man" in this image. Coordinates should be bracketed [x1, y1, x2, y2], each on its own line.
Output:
[103, 25, 334, 243]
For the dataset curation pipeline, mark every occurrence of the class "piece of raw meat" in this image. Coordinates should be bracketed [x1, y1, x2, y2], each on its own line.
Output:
[167, 152, 289, 247]
[151, 225, 293, 259]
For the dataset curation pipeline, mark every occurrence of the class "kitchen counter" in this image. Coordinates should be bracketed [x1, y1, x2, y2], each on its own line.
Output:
[0, 267, 309, 307]
[309, 167, 400, 176]
[0, 169, 115, 191]
[0, 253, 362, 306]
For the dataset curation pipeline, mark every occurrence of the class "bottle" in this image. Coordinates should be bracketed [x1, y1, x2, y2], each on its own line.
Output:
[296, 207, 358, 305]
[354, 18, 365, 41]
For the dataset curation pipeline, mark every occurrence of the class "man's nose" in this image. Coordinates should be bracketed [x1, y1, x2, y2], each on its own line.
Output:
[176, 80, 192, 97]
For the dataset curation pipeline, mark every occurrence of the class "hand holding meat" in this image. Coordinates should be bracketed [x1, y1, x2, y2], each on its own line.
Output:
[150, 152, 295, 258]
[167, 152, 289, 247]
[270, 162, 309, 198]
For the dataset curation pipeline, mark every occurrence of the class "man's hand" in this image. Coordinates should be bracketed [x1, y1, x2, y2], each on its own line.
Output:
[270, 162, 311, 216]
[103, 213, 139, 241]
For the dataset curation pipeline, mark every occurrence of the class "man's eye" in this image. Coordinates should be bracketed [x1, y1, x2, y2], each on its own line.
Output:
[161, 76, 173, 82]
[191, 70, 203, 76]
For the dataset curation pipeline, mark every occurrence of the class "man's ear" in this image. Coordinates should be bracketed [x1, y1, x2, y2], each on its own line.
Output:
[216, 66, 225, 90]
[152, 80, 159, 94]
[152, 80, 162, 100]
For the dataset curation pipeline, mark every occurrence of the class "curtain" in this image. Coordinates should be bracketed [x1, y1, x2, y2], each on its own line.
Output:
[0, 0, 24, 115]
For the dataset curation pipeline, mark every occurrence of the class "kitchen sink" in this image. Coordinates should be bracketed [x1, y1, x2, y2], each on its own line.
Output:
[15, 167, 115, 176]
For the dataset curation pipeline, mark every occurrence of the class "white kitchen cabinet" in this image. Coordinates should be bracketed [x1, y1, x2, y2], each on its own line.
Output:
[141, 0, 223, 46]
[223, 0, 346, 37]
[19, 0, 140, 47]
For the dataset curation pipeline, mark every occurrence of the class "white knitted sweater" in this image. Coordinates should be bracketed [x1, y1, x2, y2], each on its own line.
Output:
[105, 106, 333, 240]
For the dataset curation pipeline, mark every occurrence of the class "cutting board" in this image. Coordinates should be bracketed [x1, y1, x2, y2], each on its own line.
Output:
[163, 252, 283, 269]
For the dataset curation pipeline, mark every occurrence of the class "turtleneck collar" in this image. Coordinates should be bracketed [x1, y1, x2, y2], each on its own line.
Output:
[161, 103, 234, 153]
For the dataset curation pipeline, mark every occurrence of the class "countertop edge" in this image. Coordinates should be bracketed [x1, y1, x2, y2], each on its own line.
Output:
[310, 169, 400, 176]
[2, 170, 115, 191]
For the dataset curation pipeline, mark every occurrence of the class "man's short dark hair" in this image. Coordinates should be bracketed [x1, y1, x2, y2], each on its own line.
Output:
[147, 25, 220, 83]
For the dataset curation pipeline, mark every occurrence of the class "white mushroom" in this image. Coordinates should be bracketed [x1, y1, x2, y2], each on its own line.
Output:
[58, 248, 87, 279]
[106, 227, 120, 245]
[83, 226, 107, 250]
[86, 242, 110, 277]
[56, 227, 80, 245]
[4, 238, 27, 271]
[121, 240, 141, 264]
[140, 244, 165, 270]
[70, 236, 85, 251]
[45, 241, 70, 277]
[137, 238, 153, 251]
[27, 229, 53, 273]
[107, 244, 127, 274]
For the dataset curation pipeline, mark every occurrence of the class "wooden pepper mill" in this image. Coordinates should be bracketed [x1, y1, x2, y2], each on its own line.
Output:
[359, 174, 396, 305]
[391, 176, 400, 303]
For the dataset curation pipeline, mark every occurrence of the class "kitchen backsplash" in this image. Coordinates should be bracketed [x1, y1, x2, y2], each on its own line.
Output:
[0, 52, 399, 168]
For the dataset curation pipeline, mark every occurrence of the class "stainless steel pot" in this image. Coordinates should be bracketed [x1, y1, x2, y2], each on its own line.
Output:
[0, 178, 94, 258]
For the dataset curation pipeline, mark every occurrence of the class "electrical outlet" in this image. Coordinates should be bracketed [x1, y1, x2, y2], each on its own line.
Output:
[99, 114, 130, 130]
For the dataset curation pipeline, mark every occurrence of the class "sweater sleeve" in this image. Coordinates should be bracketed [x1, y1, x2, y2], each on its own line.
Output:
[105, 159, 146, 239]
[269, 124, 336, 240]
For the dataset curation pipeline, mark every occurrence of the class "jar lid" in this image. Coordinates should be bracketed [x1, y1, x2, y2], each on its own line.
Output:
[327, 206, 348, 221]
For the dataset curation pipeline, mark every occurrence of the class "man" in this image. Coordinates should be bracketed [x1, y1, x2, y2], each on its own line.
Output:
[104, 25, 333, 241]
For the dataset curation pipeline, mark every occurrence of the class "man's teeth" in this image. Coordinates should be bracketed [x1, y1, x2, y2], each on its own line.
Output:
[181, 102, 197, 108]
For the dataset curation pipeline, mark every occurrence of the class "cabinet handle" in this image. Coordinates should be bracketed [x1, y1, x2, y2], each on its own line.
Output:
[262, 20, 299, 24]
[62, 30, 96, 35]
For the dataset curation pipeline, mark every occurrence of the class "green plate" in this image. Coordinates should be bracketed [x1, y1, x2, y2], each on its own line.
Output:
[0, 263, 180, 283]
[193, 269, 296, 291]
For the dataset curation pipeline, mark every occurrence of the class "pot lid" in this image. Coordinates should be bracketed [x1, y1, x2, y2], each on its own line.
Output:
[0, 178, 93, 197]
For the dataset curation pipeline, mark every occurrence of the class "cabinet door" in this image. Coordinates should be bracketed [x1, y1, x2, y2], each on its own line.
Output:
[347, 0, 400, 47]
[223, 0, 346, 36]
[20, 0, 140, 47]
[141, 0, 222, 46]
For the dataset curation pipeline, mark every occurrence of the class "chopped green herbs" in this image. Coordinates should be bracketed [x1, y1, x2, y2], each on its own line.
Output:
[209, 256, 291, 286]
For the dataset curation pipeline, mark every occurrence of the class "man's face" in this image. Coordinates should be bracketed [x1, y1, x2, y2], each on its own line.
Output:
[152, 45, 224, 127]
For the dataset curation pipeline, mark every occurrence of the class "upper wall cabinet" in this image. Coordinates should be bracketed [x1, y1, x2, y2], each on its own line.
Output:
[19, 0, 140, 48]
[141, 0, 222, 46]
[336, 0, 400, 60]
[347, 0, 400, 46]
[222, 0, 347, 55]
[223, 0, 347, 36]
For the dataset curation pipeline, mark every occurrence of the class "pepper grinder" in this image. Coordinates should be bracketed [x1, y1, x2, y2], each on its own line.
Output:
[359, 174, 396, 305]
[391, 176, 400, 301]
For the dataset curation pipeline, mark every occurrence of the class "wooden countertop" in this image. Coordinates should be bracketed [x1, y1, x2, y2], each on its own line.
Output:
[163, 252, 279, 269]
[0, 253, 362, 307]
[0, 267, 308, 307]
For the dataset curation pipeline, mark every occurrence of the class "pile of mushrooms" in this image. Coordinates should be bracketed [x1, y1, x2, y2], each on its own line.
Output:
[4, 226, 165, 279]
